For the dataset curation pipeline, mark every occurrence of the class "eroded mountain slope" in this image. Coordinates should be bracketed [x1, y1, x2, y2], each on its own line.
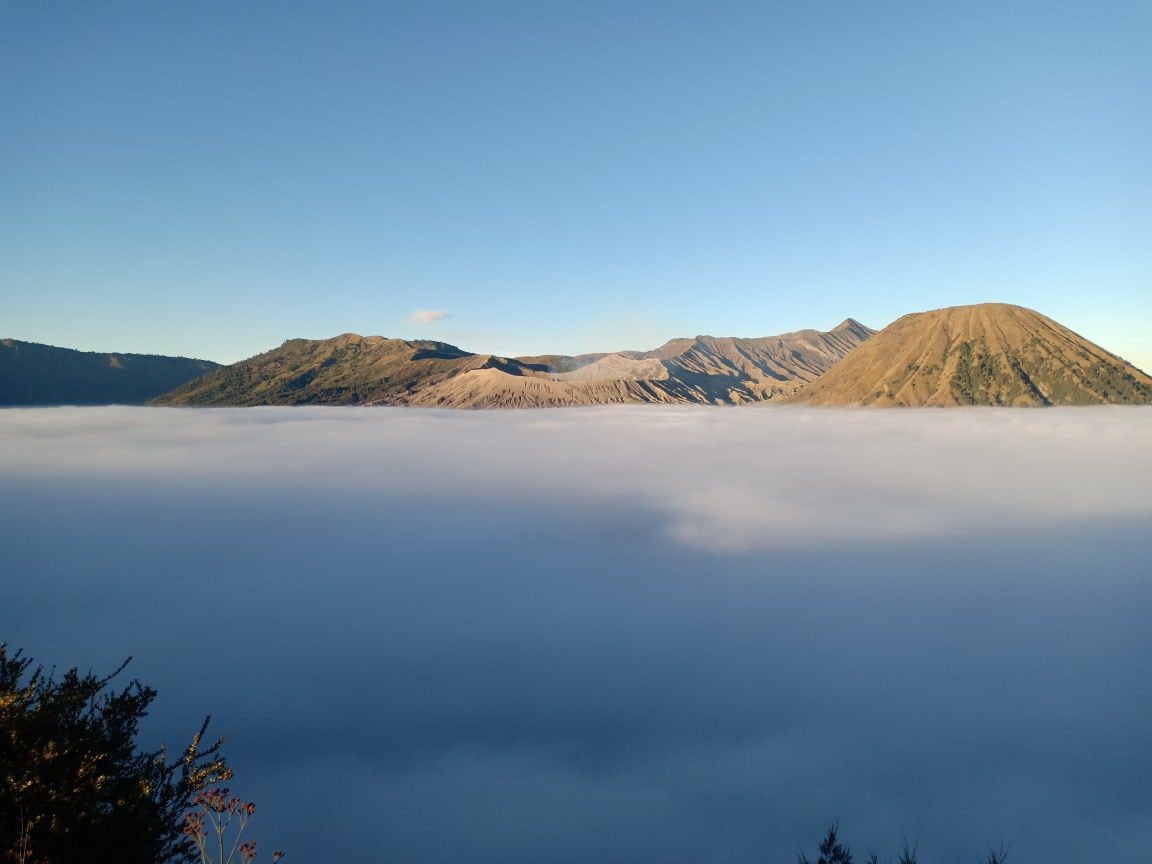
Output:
[153, 320, 875, 407]
[789, 304, 1152, 406]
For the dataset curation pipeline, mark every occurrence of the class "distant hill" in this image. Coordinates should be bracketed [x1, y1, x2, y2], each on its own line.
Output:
[0, 340, 219, 406]
[788, 303, 1152, 406]
[152, 321, 875, 407]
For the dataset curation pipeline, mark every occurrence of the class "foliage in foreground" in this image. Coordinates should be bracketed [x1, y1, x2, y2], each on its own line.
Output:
[4, 645, 1021, 864]
[799, 824, 1009, 864]
[0, 645, 276, 864]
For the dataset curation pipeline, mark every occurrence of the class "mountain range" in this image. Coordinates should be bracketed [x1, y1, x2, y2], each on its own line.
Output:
[4, 304, 1150, 408]
[154, 319, 874, 407]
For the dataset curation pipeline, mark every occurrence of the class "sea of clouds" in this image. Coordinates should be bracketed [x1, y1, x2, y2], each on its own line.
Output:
[2, 406, 1150, 863]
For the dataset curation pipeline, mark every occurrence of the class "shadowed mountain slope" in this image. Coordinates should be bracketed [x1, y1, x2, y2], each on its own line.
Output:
[0, 339, 219, 406]
[788, 303, 1152, 406]
[153, 321, 875, 407]
[654, 320, 876, 399]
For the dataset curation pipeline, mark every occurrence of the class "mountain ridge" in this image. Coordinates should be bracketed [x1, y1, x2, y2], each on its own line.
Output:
[152, 320, 877, 407]
[0, 339, 219, 406]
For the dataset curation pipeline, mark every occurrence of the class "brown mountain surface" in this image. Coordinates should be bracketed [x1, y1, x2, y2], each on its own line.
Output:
[788, 303, 1152, 406]
[153, 320, 875, 407]
[653, 320, 876, 398]
[153, 333, 494, 406]
[406, 368, 685, 408]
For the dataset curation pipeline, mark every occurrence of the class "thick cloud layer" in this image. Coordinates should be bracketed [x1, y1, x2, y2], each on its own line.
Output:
[2, 406, 1150, 863]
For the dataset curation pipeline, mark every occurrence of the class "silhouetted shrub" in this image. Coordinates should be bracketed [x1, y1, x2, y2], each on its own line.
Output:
[800, 825, 1009, 864]
[0, 645, 235, 863]
[799, 824, 854, 864]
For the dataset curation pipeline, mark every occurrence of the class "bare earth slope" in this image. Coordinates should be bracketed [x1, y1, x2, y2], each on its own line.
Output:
[655, 320, 876, 400]
[415, 319, 876, 407]
[154, 321, 875, 407]
[789, 303, 1152, 406]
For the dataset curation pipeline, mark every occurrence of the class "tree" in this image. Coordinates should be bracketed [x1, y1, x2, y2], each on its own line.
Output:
[0, 645, 231, 863]
[799, 824, 853, 864]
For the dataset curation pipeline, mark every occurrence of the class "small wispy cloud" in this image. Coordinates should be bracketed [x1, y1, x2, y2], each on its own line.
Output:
[408, 309, 451, 325]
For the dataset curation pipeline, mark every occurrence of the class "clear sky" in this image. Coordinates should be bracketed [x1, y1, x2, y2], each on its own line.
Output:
[3, 1, 1150, 370]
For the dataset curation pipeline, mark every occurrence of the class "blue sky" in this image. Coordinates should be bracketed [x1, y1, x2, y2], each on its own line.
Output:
[3, 1, 1150, 369]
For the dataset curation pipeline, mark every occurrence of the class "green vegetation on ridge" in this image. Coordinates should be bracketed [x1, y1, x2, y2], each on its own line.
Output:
[0, 339, 218, 406]
[789, 303, 1152, 406]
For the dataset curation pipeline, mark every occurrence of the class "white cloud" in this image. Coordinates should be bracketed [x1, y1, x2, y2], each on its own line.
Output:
[2, 405, 1149, 553]
[3, 405, 1152, 863]
[408, 309, 451, 325]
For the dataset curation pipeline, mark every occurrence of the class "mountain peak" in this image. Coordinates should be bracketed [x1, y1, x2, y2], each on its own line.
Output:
[790, 302, 1152, 406]
[832, 318, 876, 339]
